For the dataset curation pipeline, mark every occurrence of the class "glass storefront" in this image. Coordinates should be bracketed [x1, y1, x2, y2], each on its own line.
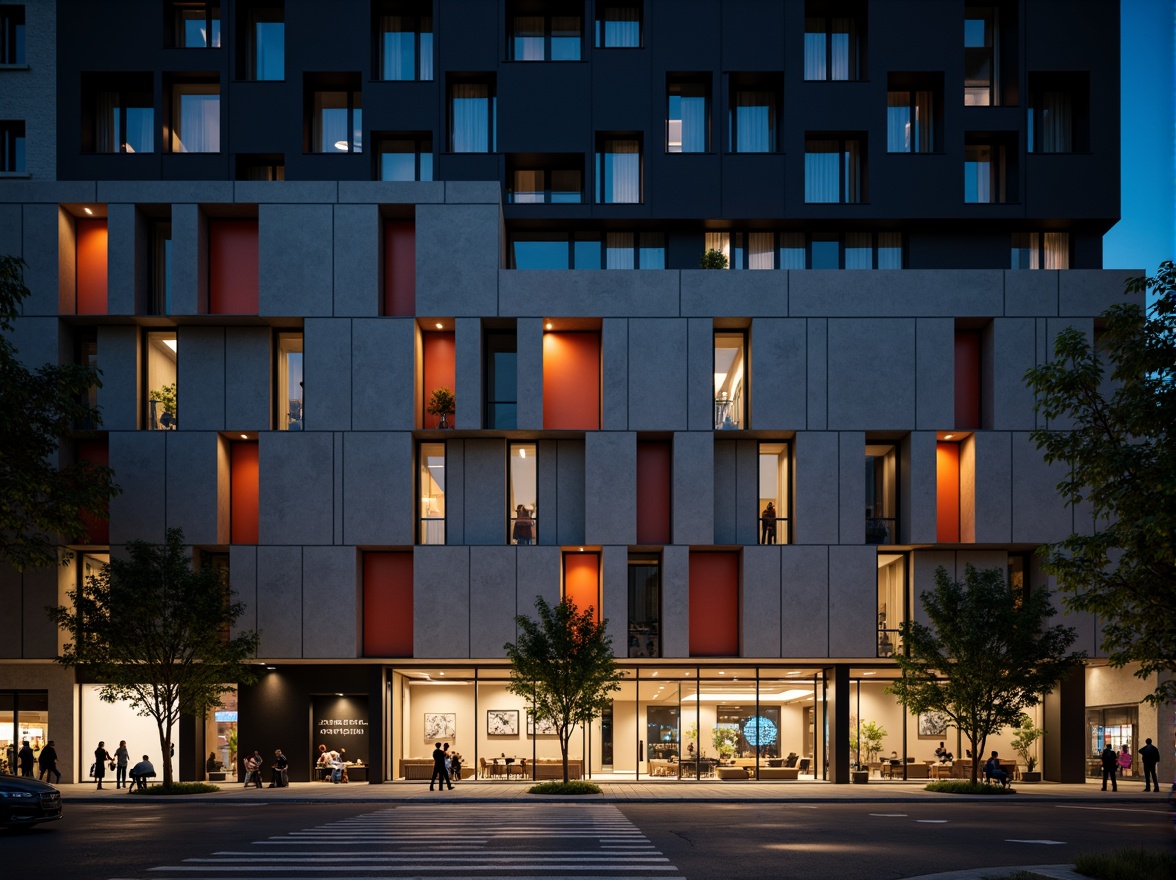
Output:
[0, 691, 50, 776]
[1086, 705, 1138, 777]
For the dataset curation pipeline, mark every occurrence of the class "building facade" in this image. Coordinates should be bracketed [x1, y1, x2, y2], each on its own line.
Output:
[2, 0, 1165, 784]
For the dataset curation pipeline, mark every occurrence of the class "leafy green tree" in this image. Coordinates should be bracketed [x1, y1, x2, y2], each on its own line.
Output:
[699, 248, 729, 269]
[1, 255, 118, 570]
[505, 597, 622, 784]
[1024, 262, 1176, 705]
[1010, 713, 1046, 774]
[49, 528, 261, 786]
[888, 565, 1085, 783]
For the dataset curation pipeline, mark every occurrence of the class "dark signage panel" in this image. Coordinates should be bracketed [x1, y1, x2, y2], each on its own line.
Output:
[311, 695, 369, 764]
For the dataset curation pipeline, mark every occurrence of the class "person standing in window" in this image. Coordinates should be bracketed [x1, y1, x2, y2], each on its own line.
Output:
[760, 502, 777, 545]
[513, 504, 534, 545]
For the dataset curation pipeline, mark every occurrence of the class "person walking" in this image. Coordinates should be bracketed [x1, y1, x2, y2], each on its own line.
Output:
[270, 749, 289, 787]
[38, 740, 60, 784]
[94, 741, 114, 790]
[429, 742, 452, 791]
[1100, 743, 1118, 791]
[17, 740, 34, 777]
[114, 740, 130, 789]
[1139, 738, 1161, 792]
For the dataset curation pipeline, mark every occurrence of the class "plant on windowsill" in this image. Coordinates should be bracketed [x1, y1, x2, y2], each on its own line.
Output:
[700, 248, 729, 270]
[427, 386, 455, 429]
[1010, 713, 1045, 782]
[149, 383, 178, 429]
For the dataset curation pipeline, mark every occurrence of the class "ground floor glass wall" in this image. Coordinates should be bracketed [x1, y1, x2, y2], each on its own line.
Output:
[0, 691, 49, 776]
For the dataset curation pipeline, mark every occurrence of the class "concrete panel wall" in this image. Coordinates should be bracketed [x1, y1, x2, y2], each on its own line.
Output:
[681, 270, 787, 317]
[260, 204, 333, 317]
[455, 318, 481, 431]
[601, 319, 628, 430]
[178, 326, 225, 430]
[780, 545, 829, 657]
[97, 325, 139, 430]
[225, 327, 272, 430]
[661, 546, 690, 658]
[499, 269, 679, 318]
[302, 547, 358, 658]
[905, 432, 939, 543]
[790, 270, 1005, 317]
[585, 433, 636, 546]
[972, 432, 1012, 543]
[256, 546, 303, 657]
[555, 440, 586, 545]
[414, 546, 470, 658]
[445, 439, 465, 546]
[827, 319, 916, 429]
[1011, 432, 1072, 543]
[742, 546, 781, 657]
[109, 432, 167, 544]
[343, 432, 414, 546]
[516, 545, 562, 620]
[628, 319, 687, 430]
[517, 318, 544, 430]
[827, 546, 877, 657]
[105, 203, 138, 315]
[258, 432, 335, 545]
[463, 438, 507, 545]
[838, 433, 864, 544]
[165, 432, 220, 545]
[352, 318, 414, 431]
[686, 319, 714, 430]
[332, 204, 379, 316]
[673, 432, 714, 545]
[230, 545, 258, 640]
[750, 319, 807, 429]
[915, 318, 953, 429]
[793, 432, 838, 544]
[991, 318, 1038, 430]
[713, 441, 738, 546]
[735, 439, 759, 545]
[305, 319, 352, 430]
[806, 319, 827, 429]
[170, 204, 204, 316]
[468, 547, 518, 658]
[19, 205, 62, 316]
[416, 204, 499, 316]
[21, 567, 58, 659]
[601, 545, 629, 655]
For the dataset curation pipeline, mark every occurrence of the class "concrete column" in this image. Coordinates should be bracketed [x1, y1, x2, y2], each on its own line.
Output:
[826, 664, 850, 783]
[1043, 669, 1086, 783]
[367, 665, 386, 784]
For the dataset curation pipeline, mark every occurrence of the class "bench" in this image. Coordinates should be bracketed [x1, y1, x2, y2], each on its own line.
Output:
[715, 765, 749, 780]
[757, 766, 800, 780]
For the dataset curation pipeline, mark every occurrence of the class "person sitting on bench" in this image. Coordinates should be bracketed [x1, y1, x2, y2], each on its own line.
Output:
[129, 755, 156, 792]
[984, 751, 1010, 787]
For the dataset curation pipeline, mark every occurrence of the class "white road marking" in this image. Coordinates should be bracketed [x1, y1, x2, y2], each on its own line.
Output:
[869, 813, 908, 817]
[1005, 839, 1067, 845]
[915, 820, 948, 823]
[1055, 804, 1169, 814]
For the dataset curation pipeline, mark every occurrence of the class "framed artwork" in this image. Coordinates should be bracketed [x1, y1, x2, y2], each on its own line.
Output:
[527, 711, 556, 736]
[424, 712, 456, 740]
[918, 710, 950, 738]
[486, 709, 519, 736]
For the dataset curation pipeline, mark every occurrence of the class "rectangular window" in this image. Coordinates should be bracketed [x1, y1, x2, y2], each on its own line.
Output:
[865, 443, 897, 544]
[729, 84, 778, 153]
[595, 3, 641, 48]
[714, 331, 746, 430]
[145, 331, 178, 430]
[378, 134, 432, 181]
[1010, 232, 1069, 270]
[964, 142, 1005, 203]
[510, 5, 581, 61]
[886, 90, 935, 153]
[779, 232, 805, 269]
[964, 6, 997, 105]
[628, 555, 661, 658]
[1029, 74, 1087, 153]
[236, 153, 284, 180]
[170, 81, 220, 153]
[484, 329, 517, 429]
[877, 553, 906, 657]
[277, 332, 303, 430]
[418, 442, 446, 544]
[511, 233, 571, 269]
[758, 442, 790, 544]
[606, 232, 663, 269]
[173, 2, 220, 48]
[310, 87, 362, 153]
[75, 329, 99, 423]
[0, 119, 23, 172]
[1008, 552, 1030, 607]
[804, 4, 861, 81]
[509, 443, 537, 544]
[245, 5, 284, 80]
[955, 329, 981, 429]
[151, 221, 172, 315]
[87, 74, 155, 154]
[667, 80, 708, 153]
[805, 137, 862, 203]
[376, 6, 433, 81]
[596, 136, 641, 203]
[449, 79, 495, 153]
[0, 5, 24, 64]
[507, 154, 583, 203]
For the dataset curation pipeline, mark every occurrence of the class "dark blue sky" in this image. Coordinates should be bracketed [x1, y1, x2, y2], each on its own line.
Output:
[1103, 1, 1174, 272]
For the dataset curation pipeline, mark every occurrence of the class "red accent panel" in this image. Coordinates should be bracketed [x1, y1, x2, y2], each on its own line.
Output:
[688, 552, 739, 656]
[231, 442, 260, 545]
[954, 330, 981, 430]
[363, 552, 414, 657]
[636, 440, 671, 545]
[564, 553, 600, 623]
[75, 219, 108, 315]
[936, 442, 961, 543]
[383, 221, 416, 316]
[543, 332, 601, 430]
[422, 331, 456, 428]
[75, 439, 109, 544]
[209, 220, 259, 315]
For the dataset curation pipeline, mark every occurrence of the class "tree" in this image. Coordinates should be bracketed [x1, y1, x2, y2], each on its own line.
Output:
[1, 255, 118, 570]
[887, 565, 1085, 783]
[1010, 713, 1046, 774]
[1024, 262, 1176, 705]
[504, 596, 622, 784]
[48, 528, 261, 786]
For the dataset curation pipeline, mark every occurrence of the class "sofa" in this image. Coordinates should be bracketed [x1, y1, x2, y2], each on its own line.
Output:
[757, 766, 800, 780]
[398, 759, 435, 780]
[716, 765, 749, 780]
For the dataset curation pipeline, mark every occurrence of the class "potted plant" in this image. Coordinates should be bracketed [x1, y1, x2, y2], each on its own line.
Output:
[149, 383, 178, 429]
[712, 726, 739, 760]
[700, 248, 729, 270]
[427, 386, 456, 429]
[849, 719, 887, 782]
[1011, 713, 1045, 782]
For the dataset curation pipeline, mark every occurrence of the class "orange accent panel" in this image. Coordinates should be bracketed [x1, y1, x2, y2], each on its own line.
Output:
[75, 439, 109, 544]
[231, 442, 260, 545]
[209, 220, 259, 315]
[75, 219, 108, 315]
[688, 552, 739, 656]
[954, 330, 981, 430]
[636, 441, 671, 545]
[363, 552, 414, 656]
[543, 332, 601, 430]
[936, 442, 961, 543]
[383, 221, 416, 316]
[422, 331, 456, 428]
[563, 553, 600, 622]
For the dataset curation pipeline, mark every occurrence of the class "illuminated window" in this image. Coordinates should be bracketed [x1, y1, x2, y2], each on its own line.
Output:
[169, 81, 220, 153]
[376, 2, 432, 81]
[667, 79, 709, 153]
[758, 442, 791, 545]
[172, 2, 220, 47]
[804, 2, 862, 81]
[418, 442, 445, 544]
[145, 331, 178, 430]
[714, 331, 746, 430]
[277, 333, 303, 430]
[964, 6, 997, 105]
[628, 555, 660, 657]
[876, 553, 906, 657]
[509, 443, 537, 545]
[865, 443, 897, 544]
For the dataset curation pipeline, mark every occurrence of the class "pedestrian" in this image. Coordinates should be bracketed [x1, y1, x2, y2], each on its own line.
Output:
[429, 741, 452, 791]
[450, 750, 463, 784]
[315, 743, 329, 781]
[129, 755, 155, 793]
[94, 741, 114, 790]
[1100, 743, 1118, 791]
[983, 751, 1010, 787]
[270, 749, 289, 787]
[1117, 744, 1132, 777]
[38, 740, 60, 784]
[243, 750, 263, 788]
[1139, 738, 1161, 792]
[17, 740, 34, 777]
[114, 740, 130, 789]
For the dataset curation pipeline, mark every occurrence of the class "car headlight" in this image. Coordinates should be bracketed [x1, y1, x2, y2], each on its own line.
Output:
[0, 791, 35, 798]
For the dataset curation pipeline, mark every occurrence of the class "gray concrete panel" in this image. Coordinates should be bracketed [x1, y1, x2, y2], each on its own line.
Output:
[838, 432, 865, 545]
[536, 440, 559, 545]
[1005, 271, 1057, 318]
[991, 319, 1038, 430]
[229, 546, 258, 640]
[445, 439, 465, 546]
[21, 566, 57, 659]
[468, 547, 518, 658]
[305, 318, 352, 430]
[455, 318, 482, 430]
[258, 432, 335, 545]
[712, 441, 738, 546]
[177, 326, 225, 431]
[165, 432, 220, 545]
[750, 319, 806, 429]
[109, 432, 167, 545]
[96, 181, 234, 204]
[337, 181, 445, 203]
[343, 432, 415, 546]
[352, 319, 414, 431]
[0, 566, 20, 657]
[235, 181, 338, 203]
[463, 438, 507, 545]
[905, 432, 939, 544]
[20, 204, 62, 316]
[416, 204, 499, 316]
[256, 546, 303, 658]
[0, 205, 21, 257]
[1011, 432, 1072, 544]
[672, 433, 714, 546]
[780, 545, 830, 658]
[555, 440, 586, 545]
[1059, 269, 1144, 317]
[971, 432, 1012, 543]
[628, 319, 688, 430]
[517, 318, 544, 430]
[445, 181, 501, 204]
[7, 316, 56, 370]
[170, 205, 205, 316]
[334, 432, 344, 546]
[601, 545, 629, 656]
[742, 546, 781, 657]
[915, 318, 953, 430]
[912, 550, 956, 627]
[499, 270, 680, 318]
[515, 545, 562, 624]
[790, 270, 1005, 317]
[259, 204, 333, 317]
[827, 319, 916, 429]
[302, 547, 359, 659]
[413, 546, 470, 658]
[806, 320, 827, 429]
[681, 270, 787, 317]
[735, 439, 760, 546]
[584, 433, 636, 546]
[332, 204, 380, 316]
[686, 319, 714, 430]
[828, 546, 877, 657]
[793, 432, 839, 545]
[956, 550, 1009, 582]
[661, 546, 690, 659]
[601, 318, 628, 430]
[225, 327, 272, 430]
[105, 203, 138, 315]
[1045, 318, 1092, 432]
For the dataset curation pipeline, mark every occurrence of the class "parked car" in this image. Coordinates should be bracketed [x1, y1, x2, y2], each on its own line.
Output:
[0, 773, 62, 830]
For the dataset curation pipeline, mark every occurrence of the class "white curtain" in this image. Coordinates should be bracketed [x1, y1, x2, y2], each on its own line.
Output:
[680, 94, 706, 152]
[1011, 233, 1039, 269]
[705, 232, 730, 268]
[602, 6, 639, 47]
[638, 233, 664, 269]
[748, 233, 773, 270]
[965, 146, 991, 203]
[419, 25, 433, 80]
[1038, 91, 1072, 152]
[805, 141, 839, 202]
[513, 15, 544, 60]
[95, 91, 117, 153]
[175, 89, 219, 153]
[606, 232, 634, 269]
[733, 92, 772, 152]
[886, 93, 910, 152]
[313, 92, 348, 152]
[124, 107, 153, 153]
[380, 16, 414, 80]
[1043, 233, 1069, 269]
[803, 21, 825, 80]
[778, 232, 805, 269]
[513, 170, 544, 203]
[877, 233, 902, 269]
[845, 233, 872, 269]
[600, 139, 640, 203]
[830, 18, 854, 80]
[451, 83, 488, 152]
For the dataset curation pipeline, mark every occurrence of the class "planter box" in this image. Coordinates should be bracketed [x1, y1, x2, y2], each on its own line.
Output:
[851, 770, 869, 784]
[1020, 771, 1041, 783]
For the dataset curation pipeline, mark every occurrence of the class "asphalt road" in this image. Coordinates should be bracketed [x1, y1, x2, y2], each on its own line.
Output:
[0, 799, 1170, 880]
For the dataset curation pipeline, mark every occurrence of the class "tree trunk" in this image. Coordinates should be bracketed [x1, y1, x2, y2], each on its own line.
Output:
[560, 733, 570, 784]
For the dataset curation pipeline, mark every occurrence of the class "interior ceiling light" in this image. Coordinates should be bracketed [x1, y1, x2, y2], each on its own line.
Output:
[83, 207, 93, 215]
[944, 433, 954, 440]
[435, 322, 443, 329]
[240, 434, 248, 440]
[545, 322, 553, 330]
[162, 338, 178, 353]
